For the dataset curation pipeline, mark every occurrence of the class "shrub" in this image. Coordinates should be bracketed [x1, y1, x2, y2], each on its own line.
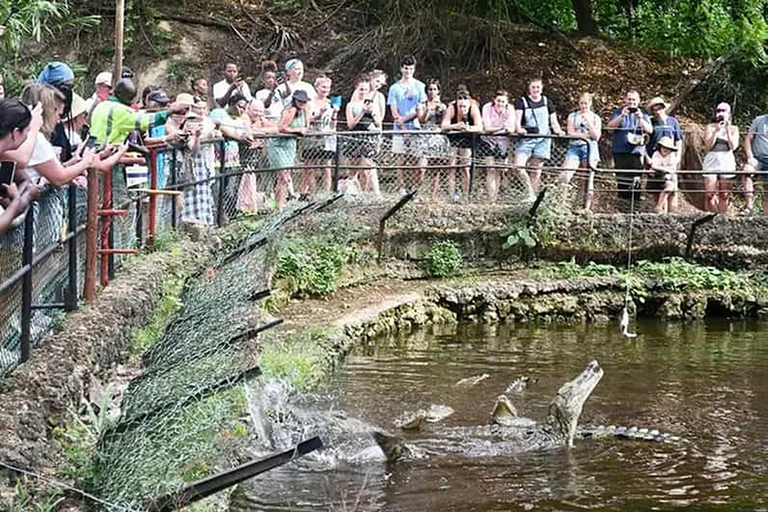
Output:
[426, 240, 463, 278]
[274, 239, 347, 296]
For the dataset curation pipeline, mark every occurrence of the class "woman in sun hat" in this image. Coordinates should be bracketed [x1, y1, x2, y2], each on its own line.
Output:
[702, 102, 739, 213]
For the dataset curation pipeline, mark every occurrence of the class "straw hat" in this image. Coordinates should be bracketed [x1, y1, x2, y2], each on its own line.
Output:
[647, 96, 668, 110]
[67, 93, 91, 120]
[656, 136, 677, 151]
[175, 93, 195, 106]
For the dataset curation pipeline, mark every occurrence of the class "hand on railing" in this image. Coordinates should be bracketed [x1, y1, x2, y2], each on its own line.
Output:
[94, 144, 129, 172]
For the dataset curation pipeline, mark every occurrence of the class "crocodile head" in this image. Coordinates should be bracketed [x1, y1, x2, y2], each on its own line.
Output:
[545, 360, 603, 447]
[491, 394, 518, 424]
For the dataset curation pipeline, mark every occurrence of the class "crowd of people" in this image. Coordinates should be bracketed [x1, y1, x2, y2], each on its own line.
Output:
[4, 54, 768, 239]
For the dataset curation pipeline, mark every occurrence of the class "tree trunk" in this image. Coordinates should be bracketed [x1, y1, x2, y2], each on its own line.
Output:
[571, 0, 599, 35]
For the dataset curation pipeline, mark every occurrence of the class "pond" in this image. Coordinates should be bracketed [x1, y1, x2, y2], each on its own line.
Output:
[233, 320, 768, 511]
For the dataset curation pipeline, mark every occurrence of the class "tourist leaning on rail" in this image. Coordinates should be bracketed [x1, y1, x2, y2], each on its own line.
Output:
[514, 77, 565, 201]
[272, 90, 310, 210]
[0, 99, 41, 234]
[388, 54, 428, 195]
[417, 78, 450, 199]
[37, 61, 77, 162]
[442, 88, 483, 202]
[481, 90, 515, 203]
[302, 75, 338, 196]
[562, 92, 601, 186]
[90, 79, 179, 145]
[213, 62, 252, 109]
[368, 70, 388, 123]
[607, 90, 653, 210]
[702, 103, 739, 214]
[741, 112, 768, 216]
[238, 99, 279, 214]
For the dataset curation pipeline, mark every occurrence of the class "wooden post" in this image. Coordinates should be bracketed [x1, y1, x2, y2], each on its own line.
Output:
[113, 0, 125, 83]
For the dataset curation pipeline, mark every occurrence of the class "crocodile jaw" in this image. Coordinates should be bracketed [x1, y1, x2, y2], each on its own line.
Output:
[545, 360, 603, 446]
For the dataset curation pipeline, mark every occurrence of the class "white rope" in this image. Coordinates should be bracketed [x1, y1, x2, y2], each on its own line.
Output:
[0, 460, 140, 512]
[620, 176, 639, 338]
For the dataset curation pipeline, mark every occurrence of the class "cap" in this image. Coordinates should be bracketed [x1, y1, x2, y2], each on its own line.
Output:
[147, 89, 171, 106]
[37, 62, 75, 86]
[95, 72, 113, 86]
[292, 89, 309, 102]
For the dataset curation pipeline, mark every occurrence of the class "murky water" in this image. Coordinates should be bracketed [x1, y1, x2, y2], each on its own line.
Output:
[234, 321, 768, 511]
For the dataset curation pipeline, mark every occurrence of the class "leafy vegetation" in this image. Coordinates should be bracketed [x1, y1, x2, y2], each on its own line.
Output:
[425, 240, 463, 277]
[0, 479, 64, 512]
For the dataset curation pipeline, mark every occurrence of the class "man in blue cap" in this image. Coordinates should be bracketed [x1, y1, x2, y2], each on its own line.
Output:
[38, 61, 77, 161]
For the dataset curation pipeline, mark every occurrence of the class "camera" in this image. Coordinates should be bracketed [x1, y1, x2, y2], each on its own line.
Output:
[716, 114, 725, 123]
[524, 126, 540, 135]
[364, 99, 372, 106]
[628, 107, 638, 114]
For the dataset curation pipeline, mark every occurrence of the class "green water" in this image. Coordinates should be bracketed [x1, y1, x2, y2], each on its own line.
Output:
[235, 320, 768, 511]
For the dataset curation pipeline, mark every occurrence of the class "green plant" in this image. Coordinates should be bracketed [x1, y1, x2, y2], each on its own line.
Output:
[259, 328, 335, 391]
[274, 239, 347, 296]
[128, 269, 186, 360]
[502, 216, 538, 249]
[425, 240, 463, 278]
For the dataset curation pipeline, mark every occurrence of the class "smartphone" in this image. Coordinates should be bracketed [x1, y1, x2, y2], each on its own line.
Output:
[0, 161, 15, 197]
[85, 135, 97, 150]
[628, 107, 638, 113]
[364, 98, 372, 106]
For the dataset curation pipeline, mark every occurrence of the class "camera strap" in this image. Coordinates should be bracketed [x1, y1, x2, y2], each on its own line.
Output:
[522, 96, 547, 130]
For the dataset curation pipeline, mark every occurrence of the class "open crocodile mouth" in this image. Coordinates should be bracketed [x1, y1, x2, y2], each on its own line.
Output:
[548, 359, 604, 444]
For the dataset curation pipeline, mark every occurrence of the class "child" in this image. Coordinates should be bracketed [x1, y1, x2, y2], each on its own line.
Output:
[647, 136, 678, 214]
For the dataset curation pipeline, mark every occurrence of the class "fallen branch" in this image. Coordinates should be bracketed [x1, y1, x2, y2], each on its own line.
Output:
[667, 51, 734, 116]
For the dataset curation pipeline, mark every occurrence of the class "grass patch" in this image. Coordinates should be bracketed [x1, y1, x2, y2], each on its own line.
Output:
[259, 327, 336, 391]
[0, 479, 64, 512]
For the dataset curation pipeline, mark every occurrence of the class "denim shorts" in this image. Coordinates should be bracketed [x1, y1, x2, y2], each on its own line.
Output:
[565, 143, 597, 166]
[515, 137, 551, 160]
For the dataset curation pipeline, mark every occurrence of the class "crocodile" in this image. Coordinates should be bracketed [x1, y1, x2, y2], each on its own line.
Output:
[375, 360, 605, 461]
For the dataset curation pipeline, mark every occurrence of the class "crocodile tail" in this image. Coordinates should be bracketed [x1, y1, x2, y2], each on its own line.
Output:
[578, 425, 682, 443]
[373, 431, 409, 462]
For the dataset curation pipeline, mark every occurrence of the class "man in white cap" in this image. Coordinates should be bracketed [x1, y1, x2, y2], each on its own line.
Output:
[89, 71, 113, 114]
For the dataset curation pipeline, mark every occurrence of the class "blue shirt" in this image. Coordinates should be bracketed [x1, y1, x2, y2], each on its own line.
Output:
[386, 79, 426, 130]
[610, 108, 651, 154]
[647, 116, 682, 155]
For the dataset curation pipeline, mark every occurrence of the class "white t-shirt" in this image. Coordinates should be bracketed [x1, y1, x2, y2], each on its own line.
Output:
[276, 81, 317, 109]
[256, 88, 284, 123]
[212, 79, 252, 104]
[25, 132, 57, 184]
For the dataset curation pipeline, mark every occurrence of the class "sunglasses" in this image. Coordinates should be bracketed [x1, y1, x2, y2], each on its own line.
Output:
[715, 108, 728, 113]
[236, 103, 248, 109]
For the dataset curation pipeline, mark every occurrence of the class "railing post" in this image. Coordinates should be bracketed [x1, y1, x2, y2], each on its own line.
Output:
[65, 184, 78, 312]
[585, 142, 595, 212]
[20, 206, 34, 362]
[147, 149, 158, 249]
[332, 138, 341, 193]
[469, 132, 477, 202]
[217, 139, 226, 227]
[135, 195, 143, 249]
[169, 148, 177, 230]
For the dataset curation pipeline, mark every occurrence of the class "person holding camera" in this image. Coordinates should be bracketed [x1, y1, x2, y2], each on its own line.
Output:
[701, 103, 739, 214]
[514, 78, 564, 201]
[741, 111, 768, 216]
[346, 74, 383, 197]
[417, 78, 450, 198]
[255, 61, 284, 124]
[276, 59, 317, 109]
[213, 63, 252, 109]
[482, 90, 515, 202]
[607, 90, 653, 208]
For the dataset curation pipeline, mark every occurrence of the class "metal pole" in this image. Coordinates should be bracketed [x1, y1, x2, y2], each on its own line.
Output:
[169, 149, 177, 229]
[84, 168, 98, 301]
[113, 0, 124, 83]
[468, 132, 477, 202]
[216, 140, 226, 227]
[332, 138, 340, 193]
[147, 149, 158, 249]
[65, 184, 77, 311]
[20, 207, 34, 362]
